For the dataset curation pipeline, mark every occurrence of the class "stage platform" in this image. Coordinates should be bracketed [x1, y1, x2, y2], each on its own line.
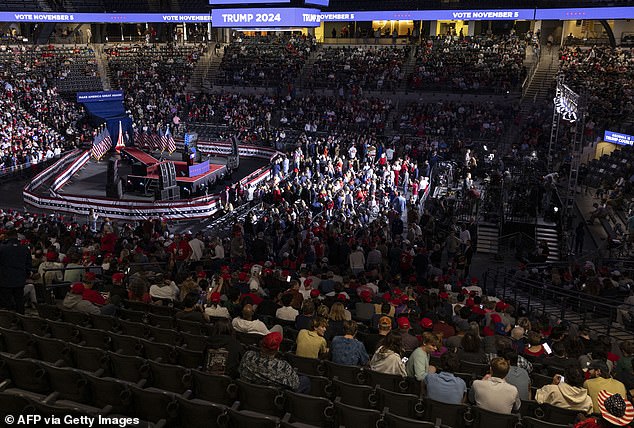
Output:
[58, 150, 235, 201]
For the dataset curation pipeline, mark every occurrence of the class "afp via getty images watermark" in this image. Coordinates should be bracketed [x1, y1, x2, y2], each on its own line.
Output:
[4, 414, 141, 427]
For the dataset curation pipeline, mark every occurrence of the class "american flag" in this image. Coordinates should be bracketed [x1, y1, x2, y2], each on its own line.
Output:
[165, 126, 176, 154]
[153, 132, 162, 152]
[91, 126, 112, 160]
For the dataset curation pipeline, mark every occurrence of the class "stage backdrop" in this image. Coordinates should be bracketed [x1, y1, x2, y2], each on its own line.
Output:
[77, 91, 133, 145]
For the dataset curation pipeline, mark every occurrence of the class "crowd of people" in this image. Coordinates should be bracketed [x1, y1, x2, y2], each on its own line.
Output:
[0, 45, 100, 172]
[559, 45, 634, 136]
[105, 43, 206, 136]
[307, 45, 409, 91]
[218, 35, 316, 87]
[408, 35, 528, 93]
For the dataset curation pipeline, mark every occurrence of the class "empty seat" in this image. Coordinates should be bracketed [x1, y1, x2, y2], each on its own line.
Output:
[74, 325, 112, 350]
[324, 360, 363, 384]
[0, 353, 50, 400]
[332, 377, 374, 408]
[60, 309, 91, 326]
[364, 368, 419, 394]
[66, 343, 109, 375]
[0, 327, 36, 357]
[423, 398, 471, 428]
[109, 332, 144, 356]
[370, 386, 424, 419]
[219, 403, 280, 428]
[141, 339, 178, 364]
[285, 353, 325, 376]
[0, 310, 18, 328]
[181, 332, 208, 352]
[108, 353, 150, 384]
[127, 385, 178, 425]
[84, 373, 133, 415]
[384, 411, 451, 428]
[147, 313, 174, 329]
[118, 319, 150, 338]
[522, 416, 572, 428]
[41, 363, 90, 404]
[32, 335, 69, 366]
[177, 346, 204, 369]
[47, 320, 81, 343]
[118, 308, 147, 323]
[15, 314, 49, 336]
[236, 379, 285, 416]
[471, 406, 519, 428]
[283, 390, 334, 427]
[89, 313, 119, 331]
[176, 319, 205, 335]
[147, 360, 192, 394]
[334, 397, 382, 428]
[175, 395, 227, 428]
[147, 325, 182, 346]
[191, 370, 238, 406]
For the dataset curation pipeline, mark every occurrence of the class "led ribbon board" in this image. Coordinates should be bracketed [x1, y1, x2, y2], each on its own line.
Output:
[604, 131, 634, 146]
[211, 8, 321, 27]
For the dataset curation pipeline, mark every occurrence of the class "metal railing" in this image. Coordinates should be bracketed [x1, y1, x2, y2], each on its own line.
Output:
[484, 267, 633, 337]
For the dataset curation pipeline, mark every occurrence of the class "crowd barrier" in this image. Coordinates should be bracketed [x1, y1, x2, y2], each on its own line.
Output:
[51, 150, 91, 192]
[23, 142, 280, 221]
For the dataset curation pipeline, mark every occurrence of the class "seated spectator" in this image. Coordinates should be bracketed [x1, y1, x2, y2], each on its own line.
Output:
[205, 292, 231, 319]
[239, 331, 309, 393]
[62, 283, 100, 315]
[503, 350, 531, 401]
[542, 341, 580, 371]
[276, 293, 299, 322]
[457, 331, 488, 364]
[325, 302, 347, 341]
[406, 332, 440, 381]
[232, 303, 279, 336]
[331, 320, 369, 366]
[206, 318, 243, 378]
[149, 274, 180, 304]
[573, 390, 634, 428]
[535, 366, 593, 414]
[296, 317, 328, 359]
[470, 357, 521, 414]
[364, 315, 393, 355]
[424, 351, 467, 404]
[615, 341, 634, 381]
[524, 331, 546, 359]
[295, 300, 315, 331]
[584, 360, 628, 415]
[355, 290, 375, 322]
[397, 316, 420, 355]
[106, 272, 128, 304]
[369, 331, 407, 376]
[175, 292, 208, 323]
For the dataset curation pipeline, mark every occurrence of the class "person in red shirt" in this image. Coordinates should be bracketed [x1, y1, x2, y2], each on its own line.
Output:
[524, 331, 546, 358]
[168, 234, 193, 261]
[100, 224, 117, 254]
[81, 272, 106, 306]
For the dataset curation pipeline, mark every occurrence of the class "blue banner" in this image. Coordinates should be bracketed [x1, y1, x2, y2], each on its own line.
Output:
[2, 12, 210, 23]
[77, 91, 124, 103]
[536, 6, 634, 20]
[211, 7, 321, 27]
[210, 0, 289, 4]
[604, 130, 634, 146]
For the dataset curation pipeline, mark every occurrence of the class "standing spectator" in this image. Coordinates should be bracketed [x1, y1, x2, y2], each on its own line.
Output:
[331, 320, 369, 366]
[470, 357, 521, 414]
[0, 229, 31, 313]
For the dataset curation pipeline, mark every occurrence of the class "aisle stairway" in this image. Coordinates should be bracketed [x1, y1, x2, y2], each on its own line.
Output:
[535, 221, 561, 262]
[186, 48, 215, 93]
[522, 50, 559, 104]
[476, 222, 499, 254]
[94, 46, 112, 91]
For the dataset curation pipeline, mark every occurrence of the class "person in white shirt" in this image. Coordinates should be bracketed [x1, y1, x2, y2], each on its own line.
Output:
[276, 294, 299, 321]
[349, 246, 366, 275]
[470, 357, 521, 414]
[204, 292, 230, 319]
[188, 232, 205, 262]
[233, 304, 283, 336]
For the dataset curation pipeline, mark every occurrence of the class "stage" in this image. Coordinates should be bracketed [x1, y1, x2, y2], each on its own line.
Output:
[122, 147, 228, 197]
[55, 148, 251, 201]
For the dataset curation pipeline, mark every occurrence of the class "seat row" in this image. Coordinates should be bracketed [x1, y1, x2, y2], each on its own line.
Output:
[0, 349, 575, 428]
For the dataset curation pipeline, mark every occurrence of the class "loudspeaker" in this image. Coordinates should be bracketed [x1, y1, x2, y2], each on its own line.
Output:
[106, 178, 123, 199]
[156, 186, 180, 201]
[158, 162, 177, 189]
[107, 159, 119, 186]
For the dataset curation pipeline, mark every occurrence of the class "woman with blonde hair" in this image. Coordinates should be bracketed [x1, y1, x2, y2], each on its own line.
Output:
[326, 302, 347, 340]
